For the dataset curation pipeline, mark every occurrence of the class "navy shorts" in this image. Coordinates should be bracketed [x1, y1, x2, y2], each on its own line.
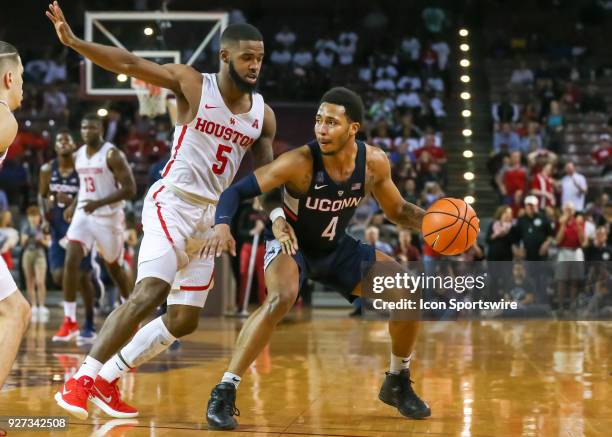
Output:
[48, 240, 93, 273]
[264, 235, 376, 302]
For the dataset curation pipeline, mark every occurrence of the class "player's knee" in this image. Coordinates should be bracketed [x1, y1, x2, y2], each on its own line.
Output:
[1, 292, 31, 328]
[164, 310, 199, 337]
[265, 289, 297, 321]
[125, 278, 169, 318]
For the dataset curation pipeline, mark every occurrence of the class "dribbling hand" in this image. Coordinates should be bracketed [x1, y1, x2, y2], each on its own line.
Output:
[201, 224, 236, 258]
[46, 1, 78, 47]
[271, 217, 298, 255]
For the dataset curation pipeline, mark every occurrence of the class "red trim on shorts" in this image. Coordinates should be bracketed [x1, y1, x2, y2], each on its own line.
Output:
[161, 125, 188, 177]
[152, 185, 174, 245]
[179, 269, 215, 291]
[283, 205, 297, 221]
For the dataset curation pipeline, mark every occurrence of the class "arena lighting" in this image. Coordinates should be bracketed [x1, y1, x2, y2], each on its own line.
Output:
[25, 120, 31, 127]
[460, 92, 471, 100]
[464, 195, 475, 204]
[460, 44, 470, 51]
[463, 150, 474, 158]
[464, 172, 475, 181]
[462, 109, 471, 117]
[460, 75, 470, 83]
[144, 27, 154, 36]
[462, 129, 473, 137]
[97, 108, 109, 117]
[48, 119, 55, 126]
[460, 59, 470, 67]
[459, 29, 469, 37]
[117, 74, 128, 82]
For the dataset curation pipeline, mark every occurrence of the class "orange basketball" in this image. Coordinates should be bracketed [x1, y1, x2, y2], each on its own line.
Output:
[421, 198, 479, 256]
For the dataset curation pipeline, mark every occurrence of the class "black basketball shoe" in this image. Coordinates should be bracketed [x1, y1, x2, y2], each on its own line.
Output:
[379, 369, 431, 419]
[206, 382, 240, 430]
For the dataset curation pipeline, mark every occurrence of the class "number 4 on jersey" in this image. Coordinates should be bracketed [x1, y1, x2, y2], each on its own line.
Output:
[322, 216, 338, 241]
[212, 144, 232, 175]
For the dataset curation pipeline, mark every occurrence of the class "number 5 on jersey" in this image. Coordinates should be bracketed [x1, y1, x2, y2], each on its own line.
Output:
[212, 144, 232, 175]
[322, 216, 338, 241]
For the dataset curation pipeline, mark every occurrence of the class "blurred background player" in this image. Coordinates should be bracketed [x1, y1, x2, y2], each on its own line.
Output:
[39, 130, 99, 343]
[47, 2, 275, 419]
[0, 41, 31, 387]
[51, 113, 136, 343]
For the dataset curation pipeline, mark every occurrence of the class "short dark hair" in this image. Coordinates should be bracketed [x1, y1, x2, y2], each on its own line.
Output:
[320, 87, 364, 124]
[55, 128, 73, 138]
[221, 23, 263, 46]
[82, 113, 102, 125]
[0, 41, 19, 71]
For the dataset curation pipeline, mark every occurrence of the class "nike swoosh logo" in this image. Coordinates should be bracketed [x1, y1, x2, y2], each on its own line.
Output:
[62, 388, 71, 395]
[95, 386, 113, 403]
[115, 362, 124, 371]
[402, 359, 410, 363]
[314, 184, 327, 190]
[232, 377, 240, 382]
[205, 104, 218, 109]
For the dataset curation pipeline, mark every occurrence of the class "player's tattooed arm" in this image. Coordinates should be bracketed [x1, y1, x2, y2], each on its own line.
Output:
[82, 148, 137, 214]
[367, 146, 425, 231]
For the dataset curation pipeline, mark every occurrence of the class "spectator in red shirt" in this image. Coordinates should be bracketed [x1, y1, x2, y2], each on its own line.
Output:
[554, 201, 586, 313]
[530, 162, 556, 208]
[592, 134, 612, 165]
[497, 151, 527, 214]
[394, 230, 421, 264]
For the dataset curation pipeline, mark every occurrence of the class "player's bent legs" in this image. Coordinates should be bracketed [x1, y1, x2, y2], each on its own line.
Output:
[104, 260, 133, 300]
[79, 271, 95, 322]
[228, 253, 299, 377]
[0, 291, 31, 386]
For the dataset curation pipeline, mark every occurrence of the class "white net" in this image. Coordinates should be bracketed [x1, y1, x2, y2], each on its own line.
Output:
[130, 78, 168, 118]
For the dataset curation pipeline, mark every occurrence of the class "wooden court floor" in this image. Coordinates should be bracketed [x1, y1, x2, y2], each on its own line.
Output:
[0, 308, 610, 436]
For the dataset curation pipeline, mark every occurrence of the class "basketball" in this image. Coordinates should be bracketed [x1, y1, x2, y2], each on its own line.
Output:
[421, 198, 479, 256]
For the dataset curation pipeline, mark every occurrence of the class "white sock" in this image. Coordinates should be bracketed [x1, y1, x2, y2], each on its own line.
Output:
[64, 301, 77, 322]
[98, 316, 176, 383]
[73, 356, 103, 380]
[389, 352, 412, 374]
[221, 372, 241, 389]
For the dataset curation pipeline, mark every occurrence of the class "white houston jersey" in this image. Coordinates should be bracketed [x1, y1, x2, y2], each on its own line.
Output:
[161, 73, 265, 200]
[75, 142, 123, 216]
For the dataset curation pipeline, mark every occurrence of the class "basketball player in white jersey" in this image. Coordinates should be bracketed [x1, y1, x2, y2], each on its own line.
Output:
[52, 113, 137, 343]
[0, 41, 32, 387]
[47, 2, 276, 419]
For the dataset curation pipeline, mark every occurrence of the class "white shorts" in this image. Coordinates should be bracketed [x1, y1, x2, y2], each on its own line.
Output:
[0, 255, 18, 301]
[136, 180, 215, 308]
[66, 209, 125, 263]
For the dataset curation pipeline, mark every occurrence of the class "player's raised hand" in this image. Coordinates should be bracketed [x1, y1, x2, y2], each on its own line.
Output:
[272, 217, 298, 255]
[46, 1, 78, 47]
[202, 224, 236, 258]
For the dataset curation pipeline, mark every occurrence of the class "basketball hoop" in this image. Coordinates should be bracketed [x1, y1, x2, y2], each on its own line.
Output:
[131, 78, 168, 118]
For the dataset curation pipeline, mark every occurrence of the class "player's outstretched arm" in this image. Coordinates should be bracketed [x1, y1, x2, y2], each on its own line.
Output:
[201, 147, 310, 258]
[45, 1, 192, 94]
[81, 149, 137, 214]
[369, 147, 425, 231]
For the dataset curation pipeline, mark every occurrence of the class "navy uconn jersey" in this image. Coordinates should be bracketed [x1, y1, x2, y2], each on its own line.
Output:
[48, 160, 79, 241]
[281, 140, 366, 254]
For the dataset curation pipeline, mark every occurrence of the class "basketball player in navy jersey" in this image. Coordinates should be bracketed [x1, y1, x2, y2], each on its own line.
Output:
[204, 87, 430, 429]
[0, 41, 31, 387]
[39, 130, 98, 344]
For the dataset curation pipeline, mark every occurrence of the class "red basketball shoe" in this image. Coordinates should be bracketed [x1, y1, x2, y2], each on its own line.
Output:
[52, 317, 79, 342]
[90, 377, 139, 418]
[54, 375, 94, 420]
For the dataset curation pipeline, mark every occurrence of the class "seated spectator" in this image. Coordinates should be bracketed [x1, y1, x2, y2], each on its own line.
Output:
[430, 94, 446, 118]
[315, 48, 335, 70]
[397, 68, 422, 91]
[395, 230, 420, 264]
[497, 263, 550, 318]
[370, 122, 394, 156]
[270, 45, 292, 66]
[530, 162, 556, 208]
[510, 60, 535, 87]
[560, 81, 581, 111]
[396, 86, 422, 109]
[545, 100, 564, 151]
[420, 181, 444, 208]
[418, 126, 443, 149]
[581, 84, 607, 113]
[493, 122, 522, 153]
[275, 25, 296, 48]
[315, 34, 338, 53]
[492, 94, 520, 125]
[560, 162, 587, 212]
[585, 193, 609, 226]
[336, 32, 357, 66]
[431, 39, 450, 71]
[519, 120, 543, 152]
[364, 226, 393, 256]
[374, 73, 396, 92]
[420, 41, 439, 72]
[496, 151, 527, 213]
[425, 75, 444, 93]
[400, 34, 421, 62]
[393, 117, 421, 158]
[293, 45, 313, 68]
[376, 61, 398, 80]
[21, 206, 50, 322]
[527, 148, 557, 172]
[592, 134, 612, 165]
[400, 179, 419, 205]
[416, 153, 445, 189]
[42, 84, 68, 118]
[414, 96, 439, 130]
